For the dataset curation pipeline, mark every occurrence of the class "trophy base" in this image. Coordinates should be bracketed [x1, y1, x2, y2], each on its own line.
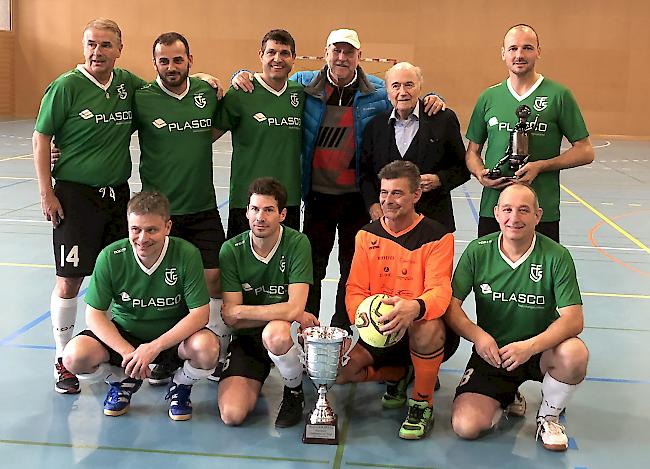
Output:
[302, 414, 338, 445]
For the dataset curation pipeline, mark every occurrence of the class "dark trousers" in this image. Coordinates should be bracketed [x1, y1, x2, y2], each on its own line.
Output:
[478, 216, 560, 243]
[303, 192, 368, 329]
[227, 206, 301, 240]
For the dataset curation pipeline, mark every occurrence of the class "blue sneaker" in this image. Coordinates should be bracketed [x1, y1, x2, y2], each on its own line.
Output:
[103, 377, 142, 416]
[166, 382, 193, 421]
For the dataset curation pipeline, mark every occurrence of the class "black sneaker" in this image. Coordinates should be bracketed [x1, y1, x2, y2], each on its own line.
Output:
[148, 361, 178, 386]
[207, 362, 223, 383]
[55, 358, 80, 394]
[275, 385, 304, 428]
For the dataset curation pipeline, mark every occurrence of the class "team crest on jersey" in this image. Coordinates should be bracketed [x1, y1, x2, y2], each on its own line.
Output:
[165, 268, 178, 286]
[116, 84, 128, 100]
[533, 96, 548, 112]
[290, 92, 299, 108]
[529, 264, 543, 282]
[194, 92, 207, 109]
[120, 291, 131, 302]
[279, 256, 286, 273]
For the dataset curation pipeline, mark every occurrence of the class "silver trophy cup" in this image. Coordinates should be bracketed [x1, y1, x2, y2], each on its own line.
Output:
[290, 322, 359, 444]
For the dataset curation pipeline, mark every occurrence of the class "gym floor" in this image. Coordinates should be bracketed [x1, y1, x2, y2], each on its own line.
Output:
[1, 119, 648, 469]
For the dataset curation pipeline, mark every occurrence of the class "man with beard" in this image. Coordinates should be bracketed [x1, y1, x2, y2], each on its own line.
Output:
[465, 24, 594, 243]
[133, 32, 227, 384]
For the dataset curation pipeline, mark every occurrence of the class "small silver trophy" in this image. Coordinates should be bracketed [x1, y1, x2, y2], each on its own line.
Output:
[290, 322, 359, 444]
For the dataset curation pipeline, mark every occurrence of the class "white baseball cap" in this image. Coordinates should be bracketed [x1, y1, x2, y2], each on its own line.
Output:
[326, 29, 361, 49]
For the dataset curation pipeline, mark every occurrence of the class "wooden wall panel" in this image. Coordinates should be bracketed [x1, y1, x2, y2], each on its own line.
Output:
[10, 0, 650, 137]
[0, 31, 14, 115]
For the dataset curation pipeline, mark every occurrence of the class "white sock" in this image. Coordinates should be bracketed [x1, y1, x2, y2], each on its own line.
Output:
[538, 373, 578, 420]
[268, 345, 303, 389]
[106, 365, 128, 383]
[173, 360, 215, 386]
[207, 298, 230, 362]
[50, 292, 78, 359]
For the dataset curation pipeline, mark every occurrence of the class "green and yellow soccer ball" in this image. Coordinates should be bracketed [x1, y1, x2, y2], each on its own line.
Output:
[354, 293, 405, 348]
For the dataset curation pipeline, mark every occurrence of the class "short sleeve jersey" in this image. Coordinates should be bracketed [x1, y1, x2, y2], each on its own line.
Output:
[134, 78, 219, 215]
[35, 66, 146, 187]
[214, 75, 304, 209]
[466, 77, 589, 222]
[85, 237, 209, 342]
[219, 226, 313, 334]
[451, 232, 582, 347]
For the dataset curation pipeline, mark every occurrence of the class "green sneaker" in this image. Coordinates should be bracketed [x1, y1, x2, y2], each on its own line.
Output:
[382, 365, 414, 409]
[398, 399, 433, 440]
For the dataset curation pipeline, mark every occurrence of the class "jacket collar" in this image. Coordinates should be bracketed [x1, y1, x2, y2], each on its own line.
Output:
[304, 65, 376, 99]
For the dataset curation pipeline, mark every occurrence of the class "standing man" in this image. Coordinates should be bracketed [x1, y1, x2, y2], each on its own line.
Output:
[33, 18, 147, 394]
[217, 178, 317, 428]
[62, 191, 219, 420]
[232, 29, 444, 328]
[339, 160, 456, 440]
[215, 30, 304, 239]
[133, 32, 227, 382]
[446, 183, 588, 451]
[465, 24, 594, 242]
[360, 62, 470, 233]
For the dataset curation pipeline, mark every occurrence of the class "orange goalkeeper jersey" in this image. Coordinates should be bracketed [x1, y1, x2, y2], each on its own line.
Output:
[346, 214, 454, 323]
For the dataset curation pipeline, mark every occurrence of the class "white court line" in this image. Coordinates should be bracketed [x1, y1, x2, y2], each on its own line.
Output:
[0, 154, 32, 162]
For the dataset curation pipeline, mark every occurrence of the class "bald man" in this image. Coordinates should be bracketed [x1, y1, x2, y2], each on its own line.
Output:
[445, 183, 588, 451]
[359, 61, 469, 233]
[465, 24, 594, 242]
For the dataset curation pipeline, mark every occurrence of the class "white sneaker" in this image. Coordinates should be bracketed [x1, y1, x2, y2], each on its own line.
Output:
[536, 416, 568, 451]
[506, 391, 526, 417]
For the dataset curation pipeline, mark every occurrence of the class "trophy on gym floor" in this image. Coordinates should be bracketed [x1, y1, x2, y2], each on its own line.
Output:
[290, 322, 359, 445]
[487, 104, 532, 179]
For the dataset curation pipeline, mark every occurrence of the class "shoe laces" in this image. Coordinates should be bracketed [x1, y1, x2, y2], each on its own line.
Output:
[166, 383, 192, 404]
[406, 402, 428, 423]
[281, 388, 304, 409]
[536, 417, 566, 441]
[55, 361, 76, 380]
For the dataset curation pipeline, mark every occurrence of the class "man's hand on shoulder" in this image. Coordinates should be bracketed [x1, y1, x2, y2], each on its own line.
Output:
[122, 342, 162, 379]
[378, 296, 419, 336]
[422, 94, 446, 116]
[192, 73, 224, 99]
[232, 71, 255, 93]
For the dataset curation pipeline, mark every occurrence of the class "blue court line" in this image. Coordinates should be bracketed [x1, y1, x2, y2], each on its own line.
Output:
[462, 184, 480, 223]
[2, 343, 55, 350]
[0, 288, 87, 346]
[568, 437, 578, 450]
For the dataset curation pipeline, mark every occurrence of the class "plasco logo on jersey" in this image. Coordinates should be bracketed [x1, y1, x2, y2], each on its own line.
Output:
[130, 294, 183, 308]
[152, 117, 212, 132]
[252, 112, 301, 127]
[480, 283, 545, 306]
[254, 285, 286, 296]
[495, 115, 547, 134]
[79, 109, 132, 124]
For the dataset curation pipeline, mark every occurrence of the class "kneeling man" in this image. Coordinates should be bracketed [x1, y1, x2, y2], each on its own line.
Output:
[63, 191, 219, 420]
[446, 183, 588, 451]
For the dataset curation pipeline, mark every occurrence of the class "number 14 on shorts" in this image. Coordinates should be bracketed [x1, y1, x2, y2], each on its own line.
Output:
[60, 245, 80, 268]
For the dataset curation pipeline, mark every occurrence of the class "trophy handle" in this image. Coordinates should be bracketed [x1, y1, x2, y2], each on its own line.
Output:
[340, 325, 359, 367]
[290, 321, 307, 365]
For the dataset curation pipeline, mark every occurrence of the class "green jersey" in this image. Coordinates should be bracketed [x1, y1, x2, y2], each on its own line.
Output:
[35, 66, 146, 187]
[215, 74, 304, 208]
[85, 237, 209, 342]
[452, 232, 582, 347]
[466, 76, 589, 222]
[219, 226, 312, 334]
[134, 77, 219, 215]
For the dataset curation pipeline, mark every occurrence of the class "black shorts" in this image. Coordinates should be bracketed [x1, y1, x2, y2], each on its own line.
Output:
[77, 322, 182, 369]
[358, 328, 460, 369]
[220, 332, 272, 383]
[454, 348, 543, 408]
[53, 180, 130, 277]
[170, 208, 226, 269]
[227, 206, 301, 239]
[478, 216, 559, 243]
